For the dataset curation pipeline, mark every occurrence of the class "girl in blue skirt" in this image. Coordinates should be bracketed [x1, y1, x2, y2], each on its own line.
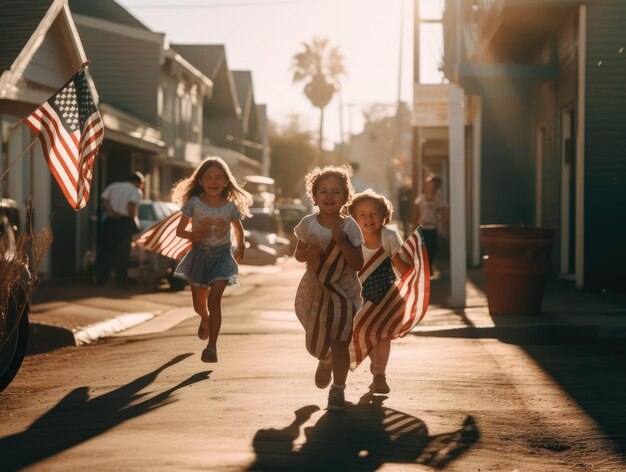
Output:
[173, 157, 252, 363]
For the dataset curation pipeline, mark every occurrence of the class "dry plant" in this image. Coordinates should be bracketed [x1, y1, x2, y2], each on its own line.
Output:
[0, 221, 52, 341]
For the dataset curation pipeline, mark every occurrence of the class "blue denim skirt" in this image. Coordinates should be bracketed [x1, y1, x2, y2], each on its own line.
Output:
[174, 243, 238, 287]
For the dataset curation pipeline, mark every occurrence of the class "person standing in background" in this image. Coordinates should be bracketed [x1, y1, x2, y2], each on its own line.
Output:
[96, 171, 144, 288]
[414, 175, 448, 276]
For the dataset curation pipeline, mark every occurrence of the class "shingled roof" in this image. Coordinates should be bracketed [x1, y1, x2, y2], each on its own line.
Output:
[0, 0, 54, 73]
[68, 0, 149, 30]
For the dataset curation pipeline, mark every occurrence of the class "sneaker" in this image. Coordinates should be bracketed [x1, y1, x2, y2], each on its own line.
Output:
[198, 317, 209, 340]
[201, 345, 218, 363]
[370, 374, 390, 394]
[315, 357, 333, 389]
[327, 386, 345, 411]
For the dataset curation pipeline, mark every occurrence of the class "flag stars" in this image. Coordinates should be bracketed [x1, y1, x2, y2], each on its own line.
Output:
[50, 73, 97, 132]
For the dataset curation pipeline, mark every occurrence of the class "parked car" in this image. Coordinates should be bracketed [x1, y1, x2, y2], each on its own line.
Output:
[244, 175, 276, 212]
[131, 200, 185, 290]
[138, 200, 181, 233]
[276, 202, 308, 252]
[0, 199, 30, 392]
[244, 209, 290, 258]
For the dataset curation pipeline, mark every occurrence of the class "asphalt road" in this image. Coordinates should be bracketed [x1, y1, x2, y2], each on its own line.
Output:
[1, 260, 625, 471]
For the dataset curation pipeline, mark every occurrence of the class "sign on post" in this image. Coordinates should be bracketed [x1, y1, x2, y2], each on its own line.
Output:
[412, 84, 450, 127]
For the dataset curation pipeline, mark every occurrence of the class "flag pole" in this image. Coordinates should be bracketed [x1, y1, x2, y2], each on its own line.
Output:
[0, 136, 38, 184]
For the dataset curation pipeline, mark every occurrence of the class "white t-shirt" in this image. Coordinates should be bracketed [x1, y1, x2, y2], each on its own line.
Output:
[294, 213, 363, 251]
[293, 214, 364, 315]
[362, 226, 403, 264]
[414, 193, 447, 230]
[101, 181, 142, 217]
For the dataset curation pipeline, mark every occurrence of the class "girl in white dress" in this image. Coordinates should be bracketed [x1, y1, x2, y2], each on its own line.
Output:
[293, 165, 364, 411]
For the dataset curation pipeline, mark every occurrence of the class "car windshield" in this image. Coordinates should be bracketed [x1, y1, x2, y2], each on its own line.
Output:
[138, 204, 156, 221]
[139, 201, 179, 223]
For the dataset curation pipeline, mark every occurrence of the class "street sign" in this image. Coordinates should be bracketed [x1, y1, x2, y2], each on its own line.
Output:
[412, 84, 450, 127]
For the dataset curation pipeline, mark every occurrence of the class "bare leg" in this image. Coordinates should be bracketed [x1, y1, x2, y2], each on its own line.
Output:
[207, 279, 227, 346]
[329, 339, 350, 386]
[369, 339, 391, 375]
[190, 285, 209, 319]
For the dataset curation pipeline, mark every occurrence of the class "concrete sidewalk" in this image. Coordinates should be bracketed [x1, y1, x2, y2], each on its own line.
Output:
[27, 264, 281, 354]
[27, 260, 626, 354]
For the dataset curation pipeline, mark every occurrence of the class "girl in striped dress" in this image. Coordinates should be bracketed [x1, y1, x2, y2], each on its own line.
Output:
[293, 165, 364, 411]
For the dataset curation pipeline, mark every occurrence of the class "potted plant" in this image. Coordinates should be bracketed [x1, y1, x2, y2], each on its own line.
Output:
[480, 225, 555, 315]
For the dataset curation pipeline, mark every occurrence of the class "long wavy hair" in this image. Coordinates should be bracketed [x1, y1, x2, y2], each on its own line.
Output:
[172, 156, 253, 218]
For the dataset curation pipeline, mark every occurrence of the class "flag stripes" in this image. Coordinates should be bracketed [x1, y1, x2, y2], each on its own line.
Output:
[305, 240, 357, 359]
[349, 229, 430, 369]
[133, 211, 192, 260]
[23, 70, 103, 210]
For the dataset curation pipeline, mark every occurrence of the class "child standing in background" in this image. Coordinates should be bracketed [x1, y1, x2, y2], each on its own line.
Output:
[293, 165, 364, 411]
[172, 157, 253, 363]
[349, 190, 410, 394]
[414, 175, 448, 275]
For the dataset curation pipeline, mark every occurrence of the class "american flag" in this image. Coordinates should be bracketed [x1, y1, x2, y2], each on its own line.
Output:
[23, 70, 103, 210]
[133, 211, 191, 260]
[349, 228, 430, 369]
[300, 239, 358, 360]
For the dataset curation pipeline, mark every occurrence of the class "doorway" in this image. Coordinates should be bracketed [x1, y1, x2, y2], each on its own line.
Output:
[560, 108, 576, 278]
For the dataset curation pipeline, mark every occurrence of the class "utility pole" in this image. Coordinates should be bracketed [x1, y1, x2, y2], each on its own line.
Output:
[393, 0, 406, 198]
[411, 0, 421, 229]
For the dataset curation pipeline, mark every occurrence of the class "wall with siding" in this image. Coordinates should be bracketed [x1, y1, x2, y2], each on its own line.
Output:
[584, 0, 626, 289]
[75, 22, 161, 126]
[478, 79, 533, 226]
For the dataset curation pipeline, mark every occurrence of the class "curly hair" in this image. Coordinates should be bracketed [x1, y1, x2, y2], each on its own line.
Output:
[304, 165, 355, 212]
[172, 156, 253, 218]
[348, 189, 394, 225]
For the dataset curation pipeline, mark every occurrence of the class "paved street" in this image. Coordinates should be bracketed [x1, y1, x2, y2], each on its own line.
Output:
[1, 259, 625, 471]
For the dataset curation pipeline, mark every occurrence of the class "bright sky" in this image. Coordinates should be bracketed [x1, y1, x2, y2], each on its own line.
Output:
[117, 0, 445, 148]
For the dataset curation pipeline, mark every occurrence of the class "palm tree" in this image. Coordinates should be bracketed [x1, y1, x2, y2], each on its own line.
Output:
[291, 37, 345, 162]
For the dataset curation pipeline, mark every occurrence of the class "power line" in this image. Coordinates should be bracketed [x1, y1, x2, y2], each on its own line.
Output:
[123, 0, 314, 9]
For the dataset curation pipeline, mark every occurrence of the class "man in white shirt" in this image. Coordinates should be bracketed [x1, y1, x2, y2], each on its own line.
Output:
[96, 172, 144, 287]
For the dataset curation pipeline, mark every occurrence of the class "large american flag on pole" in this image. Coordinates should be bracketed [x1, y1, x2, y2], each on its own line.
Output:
[349, 228, 430, 370]
[23, 69, 103, 210]
[133, 211, 191, 260]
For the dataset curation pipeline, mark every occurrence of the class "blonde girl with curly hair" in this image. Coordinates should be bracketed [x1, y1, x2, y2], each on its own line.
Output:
[293, 165, 364, 411]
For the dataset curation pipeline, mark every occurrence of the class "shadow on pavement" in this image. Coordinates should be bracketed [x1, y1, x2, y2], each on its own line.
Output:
[521, 342, 626, 458]
[248, 393, 479, 471]
[0, 353, 208, 470]
[418, 270, 626, 459]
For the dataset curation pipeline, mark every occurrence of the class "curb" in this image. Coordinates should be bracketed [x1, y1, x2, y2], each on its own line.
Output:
[74, 312, 154, 345]
[28, 312, 155, 355]
[26, 280, 260, 355]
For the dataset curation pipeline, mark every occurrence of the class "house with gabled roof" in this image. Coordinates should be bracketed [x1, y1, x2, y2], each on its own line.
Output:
[70, 4, 212, 196]
[0, 0, 95, 278]
[232, 70, 263, 162]
[172, 44, 263, 178]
